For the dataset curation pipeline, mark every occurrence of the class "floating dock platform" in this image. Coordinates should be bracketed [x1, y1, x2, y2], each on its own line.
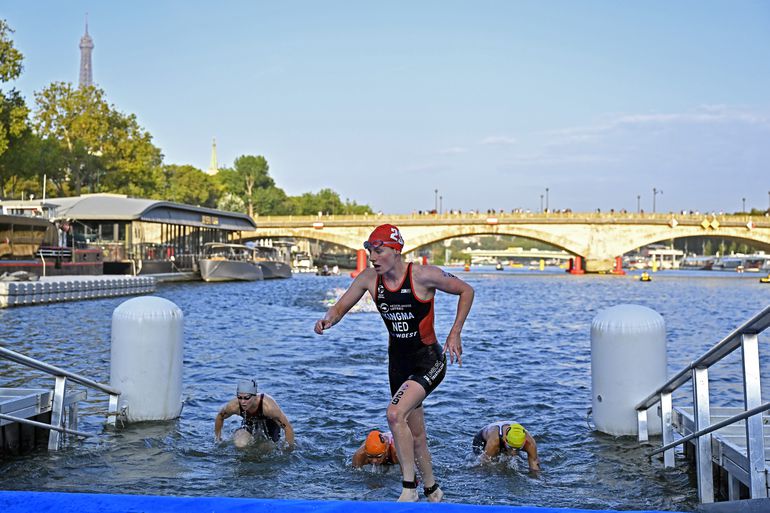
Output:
[674, 406, 770, 500]
[0, 491, 686, 513]
[0, 387, 85, 454]
[0, 275, 155, 308]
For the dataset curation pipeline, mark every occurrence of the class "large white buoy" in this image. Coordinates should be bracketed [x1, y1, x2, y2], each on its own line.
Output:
[110, 296, 184, 422]
[591, 304, 667, 436]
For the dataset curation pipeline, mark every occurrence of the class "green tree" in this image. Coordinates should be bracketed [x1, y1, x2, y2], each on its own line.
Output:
[232, 155, 272, 217]
[218, 154, 373, 216]
[162, 164, 220, 207]
[33, 82, 110, 195]
[0, 20, 30, 180]
[253, 186, 290, 215]
[98, 110, 163, 196]
[33, 82, 163, 197]
[0, 131, 64, 197]
[342, 198, 373, 215]
[216, 192, 246, 213]
[288, 188, 348, 215]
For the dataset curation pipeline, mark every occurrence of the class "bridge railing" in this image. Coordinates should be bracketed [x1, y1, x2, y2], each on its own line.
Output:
[251, 211, 770, 227]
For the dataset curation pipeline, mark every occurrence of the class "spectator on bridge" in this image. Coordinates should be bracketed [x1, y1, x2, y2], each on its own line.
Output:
[472, 421, 540, 472]
[314, 224, 474, 503]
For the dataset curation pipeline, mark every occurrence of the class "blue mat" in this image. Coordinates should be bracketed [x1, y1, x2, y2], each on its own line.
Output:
[0, 491, 686, 513]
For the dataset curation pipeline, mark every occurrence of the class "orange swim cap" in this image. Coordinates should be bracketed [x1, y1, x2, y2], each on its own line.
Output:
[365, 430, 387, 456]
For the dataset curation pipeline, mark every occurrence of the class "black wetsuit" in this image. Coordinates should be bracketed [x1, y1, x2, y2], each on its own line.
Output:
[239, 393, 281, 442]
[375, 263, 446, 397]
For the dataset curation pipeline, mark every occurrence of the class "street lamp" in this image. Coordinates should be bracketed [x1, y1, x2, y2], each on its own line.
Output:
[652, 188, 663, 213]
[434, 189, 438, 213]
[439, 195, 443, 215]
[540, 194, 544, 213]
[545, 187, 550, 212]
[637, 195, 641, 213]
[742, 197, 746, 212]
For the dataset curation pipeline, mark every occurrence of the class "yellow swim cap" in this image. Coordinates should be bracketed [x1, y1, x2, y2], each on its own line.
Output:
[505, 423, 526, 449]
[365, 430, 387, 456]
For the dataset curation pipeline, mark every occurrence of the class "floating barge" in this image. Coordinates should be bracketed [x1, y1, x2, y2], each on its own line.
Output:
[0, 275, 155, 308]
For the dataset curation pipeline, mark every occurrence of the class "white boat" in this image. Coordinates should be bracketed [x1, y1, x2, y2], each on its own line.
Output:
[252, 245, 292, 279]
[198, 243, 264, 282]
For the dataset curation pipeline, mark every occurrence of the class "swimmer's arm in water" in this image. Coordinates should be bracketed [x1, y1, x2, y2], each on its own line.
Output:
[263, 396, 295, 448]
[214, 399, 239, 441]
[478, 426, 499, 460]
[351, 443, 368, 468]
[314, 269, 374, 334]
[524, 434, 541, 472]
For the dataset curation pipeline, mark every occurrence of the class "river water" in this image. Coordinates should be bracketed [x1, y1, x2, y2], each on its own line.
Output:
[1, 267, 769, 511]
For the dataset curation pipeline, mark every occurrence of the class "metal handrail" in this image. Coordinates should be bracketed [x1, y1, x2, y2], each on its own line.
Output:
[0, 412, 92, 438]
[636, 304, 770, 411]
[0, 344, 121, 450]
[0, 346, 120, 396]
[635, 304, 770, 504]
[647, 401, 770, 457]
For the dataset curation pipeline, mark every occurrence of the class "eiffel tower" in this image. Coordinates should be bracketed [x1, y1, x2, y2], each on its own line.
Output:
[79, 15, 94, 88]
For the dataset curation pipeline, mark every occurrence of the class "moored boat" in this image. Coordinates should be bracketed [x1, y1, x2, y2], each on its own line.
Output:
[252, 245, 292, 279]
[198, 243, 263, 282]
[0, 214, 103, 276]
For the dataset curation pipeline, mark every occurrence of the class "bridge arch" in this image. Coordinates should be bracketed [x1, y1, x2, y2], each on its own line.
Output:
[244, 213, 770, 272]
[612, 229, 770, 257]
[406, 226, 578, 256]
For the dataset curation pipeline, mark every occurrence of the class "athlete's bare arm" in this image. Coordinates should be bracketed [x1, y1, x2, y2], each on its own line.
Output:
[524, 434, 541, 472]
[413, 265, 474, 365]
[482, 425, 500, 459]
[351, 442, 368, 468]
[314, 268, 375, 334]
[214, 399, 239, 441]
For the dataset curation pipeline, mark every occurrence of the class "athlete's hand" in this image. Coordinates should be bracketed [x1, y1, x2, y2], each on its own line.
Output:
[314, 318, 332, 334]
[444, 332, 463, 366]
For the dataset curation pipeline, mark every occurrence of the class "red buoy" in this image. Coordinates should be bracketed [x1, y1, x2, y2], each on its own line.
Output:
[350, 249, 368, 278]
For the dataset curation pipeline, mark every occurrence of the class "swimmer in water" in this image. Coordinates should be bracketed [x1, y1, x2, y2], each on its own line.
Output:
[214, 379, 294, 450]
[352, 430, 400, 468]
[472, 421, 540, 472]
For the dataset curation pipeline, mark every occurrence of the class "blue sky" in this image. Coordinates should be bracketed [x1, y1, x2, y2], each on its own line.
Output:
[3, 1, 770, 214]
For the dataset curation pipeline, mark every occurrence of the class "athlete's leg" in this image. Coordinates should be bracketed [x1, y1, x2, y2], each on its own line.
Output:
[407, 406, 443, 502]
[386, 380, 425, 502]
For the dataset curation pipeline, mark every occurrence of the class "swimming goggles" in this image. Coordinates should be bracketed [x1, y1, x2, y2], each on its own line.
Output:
[364, 239, 396, 251]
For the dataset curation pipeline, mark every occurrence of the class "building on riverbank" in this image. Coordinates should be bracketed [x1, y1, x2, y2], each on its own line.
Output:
[1, 194, 256, 275]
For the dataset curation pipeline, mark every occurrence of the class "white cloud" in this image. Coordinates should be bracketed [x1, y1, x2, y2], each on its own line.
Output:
[545, 105, 770, 144]
[437, 146, 468, 155]
[502, 152, 617, 167]
[480, 136, 517, 146]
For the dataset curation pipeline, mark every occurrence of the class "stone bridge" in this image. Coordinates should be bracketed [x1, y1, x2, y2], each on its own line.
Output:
[244, 212, 770, 273]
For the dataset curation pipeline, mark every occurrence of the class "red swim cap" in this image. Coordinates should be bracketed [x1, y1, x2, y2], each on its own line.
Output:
[365, 224, 404, 252]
